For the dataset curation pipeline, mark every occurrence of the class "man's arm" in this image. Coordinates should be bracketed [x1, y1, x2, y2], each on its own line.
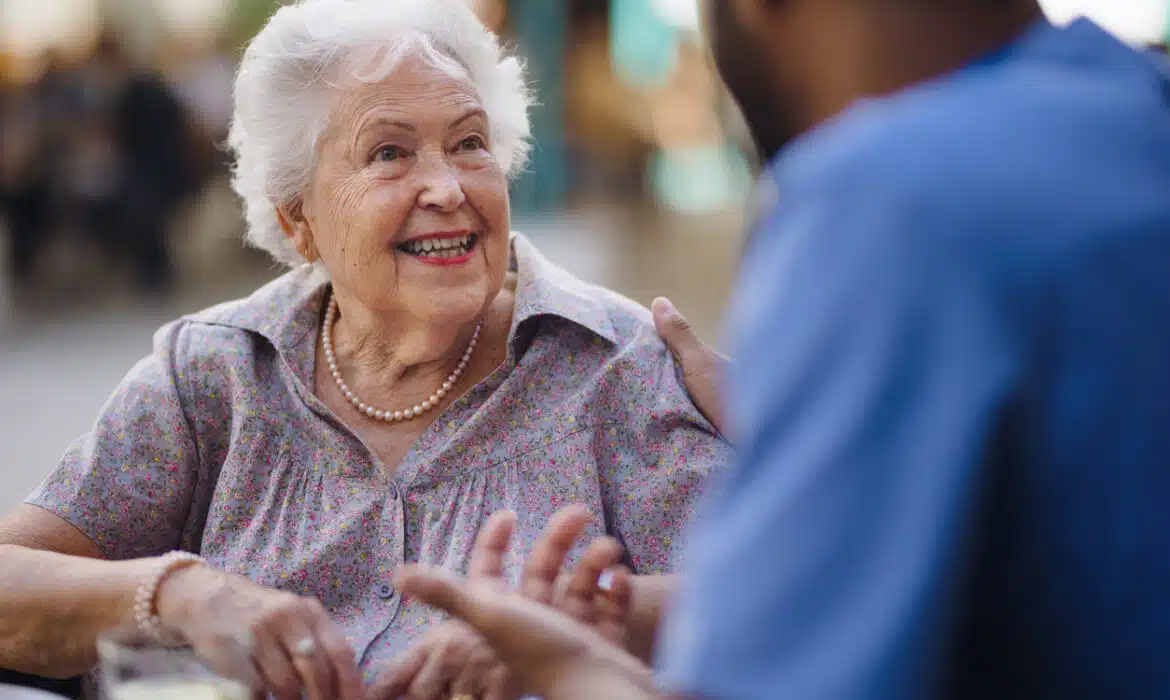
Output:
[655, 174, 1022, 700]
[627, 575, 677, 663]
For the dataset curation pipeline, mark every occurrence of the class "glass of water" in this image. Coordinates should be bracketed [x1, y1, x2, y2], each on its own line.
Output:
[97, 628, 251, 700]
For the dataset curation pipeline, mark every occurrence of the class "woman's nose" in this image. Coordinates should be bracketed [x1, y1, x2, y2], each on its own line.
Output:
[416, 157, 466, 212]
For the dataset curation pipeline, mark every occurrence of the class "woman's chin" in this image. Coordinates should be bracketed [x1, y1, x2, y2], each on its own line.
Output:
[400, 280, 495, 325]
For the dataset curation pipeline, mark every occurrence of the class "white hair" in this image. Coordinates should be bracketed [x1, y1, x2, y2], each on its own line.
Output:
[227, 0, 533, 267]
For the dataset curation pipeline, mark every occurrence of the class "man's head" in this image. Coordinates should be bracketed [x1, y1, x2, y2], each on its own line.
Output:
[700, 0, 1043, 162]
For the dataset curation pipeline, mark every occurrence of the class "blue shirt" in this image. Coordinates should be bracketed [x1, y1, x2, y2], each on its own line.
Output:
[658, 19, 1170, 700]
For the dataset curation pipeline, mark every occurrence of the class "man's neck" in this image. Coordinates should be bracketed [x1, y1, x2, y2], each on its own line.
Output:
[799, 1, 1045, 132]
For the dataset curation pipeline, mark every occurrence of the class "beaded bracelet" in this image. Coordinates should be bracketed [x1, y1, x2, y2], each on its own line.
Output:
[133, 551, 205, 645]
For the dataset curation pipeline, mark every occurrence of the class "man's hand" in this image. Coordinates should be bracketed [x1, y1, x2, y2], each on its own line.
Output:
[393, 512, 656, 700]
[368, 507, 633, 699]
[652, 297, 729, 435]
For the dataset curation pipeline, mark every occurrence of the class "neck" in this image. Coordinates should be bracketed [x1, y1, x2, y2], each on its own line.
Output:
[328, 289, 481, 394]
[794, 0, 1044, 135]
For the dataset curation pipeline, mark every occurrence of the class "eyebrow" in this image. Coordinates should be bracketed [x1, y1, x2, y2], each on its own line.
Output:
[450, 108, 487, 128]
[358, 108, 487, 136]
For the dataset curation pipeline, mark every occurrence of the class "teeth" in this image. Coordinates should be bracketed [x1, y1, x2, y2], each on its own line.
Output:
[402, 234, 474, 256]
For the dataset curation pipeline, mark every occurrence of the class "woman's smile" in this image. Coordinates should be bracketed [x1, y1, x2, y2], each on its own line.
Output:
[395, 230, 479, 266]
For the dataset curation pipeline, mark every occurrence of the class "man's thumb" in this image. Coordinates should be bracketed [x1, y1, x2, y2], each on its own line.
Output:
[395, 565, 477, 622]
[652, 297, 698, 355]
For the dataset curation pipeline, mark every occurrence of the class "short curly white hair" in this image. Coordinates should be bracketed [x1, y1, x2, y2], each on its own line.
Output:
[227, 0, 533, 267]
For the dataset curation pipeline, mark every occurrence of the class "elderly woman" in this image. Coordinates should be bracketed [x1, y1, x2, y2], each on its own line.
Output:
[0, 1, 730, 698]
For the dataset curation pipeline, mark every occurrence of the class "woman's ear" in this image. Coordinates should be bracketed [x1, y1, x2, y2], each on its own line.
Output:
[276, 198, 319, 264]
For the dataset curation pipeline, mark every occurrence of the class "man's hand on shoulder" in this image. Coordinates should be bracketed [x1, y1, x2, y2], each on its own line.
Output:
[652, 298, 729, 437]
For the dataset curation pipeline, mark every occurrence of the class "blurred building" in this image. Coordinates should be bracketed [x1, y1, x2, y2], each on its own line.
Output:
[1, 0, 1167, 313]
[4, 0, 1165, 209]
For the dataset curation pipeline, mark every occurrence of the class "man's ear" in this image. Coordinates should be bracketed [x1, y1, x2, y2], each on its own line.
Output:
[276, 198, 319, 264]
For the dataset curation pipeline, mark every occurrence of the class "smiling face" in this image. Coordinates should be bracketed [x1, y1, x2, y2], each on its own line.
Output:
[283, 50, 511, 327]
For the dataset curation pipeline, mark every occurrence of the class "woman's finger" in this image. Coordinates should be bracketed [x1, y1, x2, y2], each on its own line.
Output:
[404, 635, 462, 700]
[482, 663, 517, 700]
[449, 639, 498, 697]
[520, 505, 593, 603]
[249, 625, 303, 700]
[313, 621, 362, 699]
[468, 510, 518, 580]
[276, 605, 334, 700]
[193, 629, 266, 695]
[367, 641, 430, 700]
[559, 536, 625, 620]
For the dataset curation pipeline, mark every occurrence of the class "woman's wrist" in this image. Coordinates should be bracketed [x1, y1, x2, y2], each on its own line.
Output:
[154, 557, 216, 635]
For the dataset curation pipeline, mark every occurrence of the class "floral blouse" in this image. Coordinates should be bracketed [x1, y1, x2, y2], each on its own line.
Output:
[27, 233, 731, 678]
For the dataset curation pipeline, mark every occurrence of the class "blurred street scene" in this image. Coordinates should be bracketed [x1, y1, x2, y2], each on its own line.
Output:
[1, 0, 1168, 510]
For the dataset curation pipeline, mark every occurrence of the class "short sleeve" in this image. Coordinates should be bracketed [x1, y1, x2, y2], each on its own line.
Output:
[598, 332, 733, 575]
[25, 321, 201, 560]
[656, 176, 1023, 700]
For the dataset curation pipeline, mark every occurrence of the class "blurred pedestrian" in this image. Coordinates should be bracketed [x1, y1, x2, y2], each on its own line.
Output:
[0, 84, 50, 287]
[112, 63, 195, 294]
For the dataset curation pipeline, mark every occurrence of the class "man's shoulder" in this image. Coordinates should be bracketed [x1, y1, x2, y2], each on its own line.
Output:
[771, 52, 1170, 274]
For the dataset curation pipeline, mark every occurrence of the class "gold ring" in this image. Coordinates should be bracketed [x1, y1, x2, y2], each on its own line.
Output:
[449, 695, 476, 700]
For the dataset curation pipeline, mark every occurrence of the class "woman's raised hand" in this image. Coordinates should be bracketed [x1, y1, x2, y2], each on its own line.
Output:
[154, 565, 363, 700]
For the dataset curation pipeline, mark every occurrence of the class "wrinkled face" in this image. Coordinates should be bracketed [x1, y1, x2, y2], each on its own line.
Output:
[288, 52, 510, 326]
[700, 0, 801, 162]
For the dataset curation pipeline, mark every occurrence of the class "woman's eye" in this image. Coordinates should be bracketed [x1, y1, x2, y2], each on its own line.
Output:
[458, 136, 486, 152]
[374, 145, 405, 162]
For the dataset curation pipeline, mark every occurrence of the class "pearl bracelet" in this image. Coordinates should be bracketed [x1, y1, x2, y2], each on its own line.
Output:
[134, 551, 204, 645]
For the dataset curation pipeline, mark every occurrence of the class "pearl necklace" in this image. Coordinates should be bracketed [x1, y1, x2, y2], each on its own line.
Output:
[321, 293, 481, 422]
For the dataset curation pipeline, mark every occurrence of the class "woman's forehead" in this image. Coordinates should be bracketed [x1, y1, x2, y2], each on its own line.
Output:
[332, 57, 483, 130]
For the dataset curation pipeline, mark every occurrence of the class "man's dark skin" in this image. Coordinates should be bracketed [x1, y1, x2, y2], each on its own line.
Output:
[389, 1, 1048, 699]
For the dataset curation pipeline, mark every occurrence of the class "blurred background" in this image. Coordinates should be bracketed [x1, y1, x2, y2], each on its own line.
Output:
[1, 0, 1168, 508]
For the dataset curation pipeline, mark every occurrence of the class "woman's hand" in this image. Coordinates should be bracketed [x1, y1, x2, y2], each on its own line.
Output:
[155, 564, 363, 700]
[369, 620, 514, 700]
[652, 297, 729, 436]
[390, 514, 655, 700]
[368, 506, 633, 699]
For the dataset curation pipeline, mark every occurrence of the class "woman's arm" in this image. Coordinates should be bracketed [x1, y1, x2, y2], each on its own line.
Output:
[0, 508, 365, 699]
[0, 321, 364, 697]
[0, 322, 201, 676]
[0, 505, 156, 677]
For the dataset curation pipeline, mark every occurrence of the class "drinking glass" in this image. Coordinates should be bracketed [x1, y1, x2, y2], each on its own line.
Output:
[97, 628, 250, 700]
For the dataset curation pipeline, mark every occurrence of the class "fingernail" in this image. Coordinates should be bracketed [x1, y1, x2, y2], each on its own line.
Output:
[597, 568, 616, 592]
[653, 297, 677, 317]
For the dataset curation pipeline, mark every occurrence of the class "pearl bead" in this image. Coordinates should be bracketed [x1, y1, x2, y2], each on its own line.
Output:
[322, 294, 480, 422]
